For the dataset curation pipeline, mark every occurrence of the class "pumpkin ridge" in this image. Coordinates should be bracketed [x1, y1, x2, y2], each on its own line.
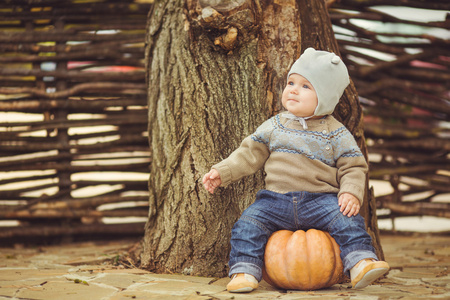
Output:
[266, 230, 292, 288]
[319, 232, 336, 288]
[306, 230, 314, 289]
[323, 233, 336, 287]
[308, 229, 329, 289]
[291, 230, 308, 289]
[327, 231, 344, 285]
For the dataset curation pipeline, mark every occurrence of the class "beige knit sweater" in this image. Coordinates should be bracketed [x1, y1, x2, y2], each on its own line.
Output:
[212, 112, 368, 204]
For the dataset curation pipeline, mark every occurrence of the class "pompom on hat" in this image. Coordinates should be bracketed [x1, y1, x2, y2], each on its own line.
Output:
[287, 48, 350, 116]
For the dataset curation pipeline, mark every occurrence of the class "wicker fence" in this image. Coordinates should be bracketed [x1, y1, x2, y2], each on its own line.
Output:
[0, 0, 152, 242]
[329, 0, 450, 227]
[0, 0, 449, 243]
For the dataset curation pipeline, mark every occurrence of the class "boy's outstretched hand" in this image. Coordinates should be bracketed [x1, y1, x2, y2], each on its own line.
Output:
[202, 169, 222, 194]
[338, 193, 360, 217]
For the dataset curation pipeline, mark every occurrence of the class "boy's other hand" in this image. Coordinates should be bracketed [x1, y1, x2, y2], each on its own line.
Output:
[338, 193, 360, 217]
[202, 169, 222, 194]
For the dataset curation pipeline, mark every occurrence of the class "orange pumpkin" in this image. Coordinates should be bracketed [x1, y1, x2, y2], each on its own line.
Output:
[263, 229, 344, 290]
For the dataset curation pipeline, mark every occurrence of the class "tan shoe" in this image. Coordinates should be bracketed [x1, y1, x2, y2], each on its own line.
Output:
[351, 259, 390, 289]
[226, 273, 258, 293]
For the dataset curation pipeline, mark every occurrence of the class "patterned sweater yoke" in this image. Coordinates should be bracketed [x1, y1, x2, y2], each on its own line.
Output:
[251, 114, 364, 167]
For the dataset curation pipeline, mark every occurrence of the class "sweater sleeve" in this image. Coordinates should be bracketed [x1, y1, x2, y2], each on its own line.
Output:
[212, 120, 272, 187]
[333, 127, 368, 204]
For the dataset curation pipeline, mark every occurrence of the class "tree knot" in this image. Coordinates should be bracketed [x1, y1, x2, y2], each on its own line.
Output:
[187, 0, 258, 52]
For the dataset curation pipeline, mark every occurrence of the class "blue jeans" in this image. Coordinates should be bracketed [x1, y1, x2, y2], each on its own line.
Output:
[229, 190, 377, 281]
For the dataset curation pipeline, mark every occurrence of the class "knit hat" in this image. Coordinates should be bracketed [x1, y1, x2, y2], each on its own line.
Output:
[287, 48, 350, 116]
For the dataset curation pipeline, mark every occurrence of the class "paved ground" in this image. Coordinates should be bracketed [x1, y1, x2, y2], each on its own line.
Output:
[0, 233, 449, 299]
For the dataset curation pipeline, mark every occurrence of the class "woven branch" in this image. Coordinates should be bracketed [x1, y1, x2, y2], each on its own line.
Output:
[0, 82, 146, 99]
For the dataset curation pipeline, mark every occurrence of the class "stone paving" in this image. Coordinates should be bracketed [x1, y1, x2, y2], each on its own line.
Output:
[0, 233, 449, 299]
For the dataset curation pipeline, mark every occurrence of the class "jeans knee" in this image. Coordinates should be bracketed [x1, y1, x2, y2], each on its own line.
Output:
[235, 215, 272, 237]
[328, 213, 372, 248]
[329, 213, 365, 233]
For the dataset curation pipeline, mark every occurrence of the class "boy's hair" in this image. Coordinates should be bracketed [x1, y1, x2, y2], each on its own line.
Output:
[288, 48, 350, 116]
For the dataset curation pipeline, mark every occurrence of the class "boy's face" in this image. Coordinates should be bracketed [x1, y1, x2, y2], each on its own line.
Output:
[282, 74, 318, 118]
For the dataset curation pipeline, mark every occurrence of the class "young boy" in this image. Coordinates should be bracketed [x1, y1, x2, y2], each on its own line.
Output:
[203, 48, 389, 293]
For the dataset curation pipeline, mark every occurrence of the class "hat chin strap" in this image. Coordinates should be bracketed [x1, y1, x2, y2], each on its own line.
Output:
[284, 112, 313, 130]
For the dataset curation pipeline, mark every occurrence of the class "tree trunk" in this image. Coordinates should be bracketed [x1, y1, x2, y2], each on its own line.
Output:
[140, 0, 383, 277]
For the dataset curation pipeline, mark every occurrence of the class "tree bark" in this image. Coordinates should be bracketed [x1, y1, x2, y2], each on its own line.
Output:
[141, 0, 383, 277]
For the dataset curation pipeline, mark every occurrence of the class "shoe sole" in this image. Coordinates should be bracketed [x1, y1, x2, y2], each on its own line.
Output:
[228, 287, 255, 293]
[353, 267, 389, 289]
